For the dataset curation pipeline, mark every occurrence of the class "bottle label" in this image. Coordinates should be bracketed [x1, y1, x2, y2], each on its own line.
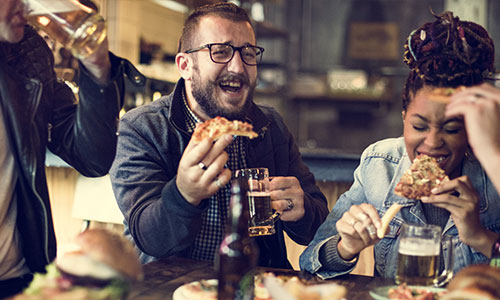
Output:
[218, 267, 255, 300]
[491, 258, 500, 268]
[491, 240, 500, 268]
[235, 270, 255, 300]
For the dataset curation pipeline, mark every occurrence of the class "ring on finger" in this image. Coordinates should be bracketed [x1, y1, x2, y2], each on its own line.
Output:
[198, 162, 208, 171]
[367, 225, 376, 236]
[215, 177, 223, 188]
[468, 95, 481, 103]
[285, 199, 294, 211]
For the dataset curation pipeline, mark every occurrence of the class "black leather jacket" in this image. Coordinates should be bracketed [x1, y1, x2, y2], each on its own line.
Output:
[0, 26, 144, 273]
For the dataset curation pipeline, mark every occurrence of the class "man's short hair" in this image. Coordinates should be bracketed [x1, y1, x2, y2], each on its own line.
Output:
[177, 2, 253, 53]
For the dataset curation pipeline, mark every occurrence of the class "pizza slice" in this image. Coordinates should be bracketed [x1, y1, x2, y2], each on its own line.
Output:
[394, 154, 449, 199]
[192, 116, 258, 142]
[428, 86, 466, 104]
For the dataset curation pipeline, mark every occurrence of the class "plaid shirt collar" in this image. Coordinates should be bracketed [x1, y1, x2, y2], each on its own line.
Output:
[182, 88, 201, 132]
[181, 87, 248, 261]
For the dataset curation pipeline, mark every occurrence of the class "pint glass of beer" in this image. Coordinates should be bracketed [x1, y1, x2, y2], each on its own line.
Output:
[23, 0, 107, 59]
[235, 168, 280, 237]
[396, 223, 453, 286]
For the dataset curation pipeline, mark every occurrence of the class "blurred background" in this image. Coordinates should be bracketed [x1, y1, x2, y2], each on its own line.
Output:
[46, 0, 500, 271]
[88, 0, 500, 155]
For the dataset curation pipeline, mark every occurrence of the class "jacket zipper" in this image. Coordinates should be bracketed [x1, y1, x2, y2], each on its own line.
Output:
[30, 80, 51, 264]
[47, 123, 52, 142]
[113, 81, 120, 135]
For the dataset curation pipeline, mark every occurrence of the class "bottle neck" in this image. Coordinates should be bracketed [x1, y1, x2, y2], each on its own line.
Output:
[228, 179, 250, 237]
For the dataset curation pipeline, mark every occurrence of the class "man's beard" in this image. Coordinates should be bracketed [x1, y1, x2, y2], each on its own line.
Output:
[191, 70, 254, 121]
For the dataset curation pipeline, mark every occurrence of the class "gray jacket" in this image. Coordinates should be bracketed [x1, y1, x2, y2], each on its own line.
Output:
[110, 79, 329, 268]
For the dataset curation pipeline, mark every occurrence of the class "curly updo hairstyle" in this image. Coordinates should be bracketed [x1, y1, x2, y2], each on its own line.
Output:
[402, 11, 495, 111]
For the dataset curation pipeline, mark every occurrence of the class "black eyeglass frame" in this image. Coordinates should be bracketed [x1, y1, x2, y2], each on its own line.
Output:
[185, 43, 265, 66]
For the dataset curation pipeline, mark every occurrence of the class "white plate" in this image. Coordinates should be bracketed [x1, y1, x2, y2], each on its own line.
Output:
[369, 285, 446, 300]
[263, 276, 347, 300]
[172, 279, 217, 300]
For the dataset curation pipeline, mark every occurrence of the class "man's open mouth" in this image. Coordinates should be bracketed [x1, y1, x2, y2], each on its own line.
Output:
[219, 79, 242, 93]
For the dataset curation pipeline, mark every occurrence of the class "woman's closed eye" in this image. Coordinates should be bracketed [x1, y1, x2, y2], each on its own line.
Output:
[443, 126, 463, 135]
[412, 125, 428, 132]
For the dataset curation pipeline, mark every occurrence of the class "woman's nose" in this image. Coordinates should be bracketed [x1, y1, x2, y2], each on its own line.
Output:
[424, 130, 444, 148]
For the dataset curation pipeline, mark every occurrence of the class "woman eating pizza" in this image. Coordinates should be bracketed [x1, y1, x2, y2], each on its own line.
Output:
[300, 11, 500, 281]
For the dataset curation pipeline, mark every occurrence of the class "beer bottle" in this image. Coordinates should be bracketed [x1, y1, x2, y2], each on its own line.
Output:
[217, 178, 259, 300]
[490, 237, 500, 268]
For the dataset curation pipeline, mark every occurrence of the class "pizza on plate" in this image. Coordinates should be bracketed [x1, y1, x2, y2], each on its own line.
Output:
[192, 116, 258, 142]
[388, 283, 446, 300]
[394, 154, 449, 200]
[428, 86, 466, 104]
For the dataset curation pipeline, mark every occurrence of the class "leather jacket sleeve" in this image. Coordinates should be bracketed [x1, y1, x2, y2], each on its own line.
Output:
[48, 53, 145, 177]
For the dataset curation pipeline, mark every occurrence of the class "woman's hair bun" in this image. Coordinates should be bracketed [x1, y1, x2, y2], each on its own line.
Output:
[403, 11, 494, 87]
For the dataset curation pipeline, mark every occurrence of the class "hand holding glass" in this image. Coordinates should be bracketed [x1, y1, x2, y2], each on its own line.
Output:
[23, 0, 107, 59]
[234, 168, 280, 236]
[396, 223, 453, 287]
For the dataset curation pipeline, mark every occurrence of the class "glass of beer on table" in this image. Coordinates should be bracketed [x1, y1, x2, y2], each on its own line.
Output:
[234, 168, 281, 237]
[396, 223, 454, 287]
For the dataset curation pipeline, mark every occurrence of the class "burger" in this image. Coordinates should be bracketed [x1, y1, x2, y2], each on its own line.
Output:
[14, 229, 143, 300]
[441, 264, 500, 300]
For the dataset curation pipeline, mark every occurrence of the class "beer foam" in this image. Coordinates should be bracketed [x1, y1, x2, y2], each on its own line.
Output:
[247, 191, 270, 197]
[398, 238, 440, 256]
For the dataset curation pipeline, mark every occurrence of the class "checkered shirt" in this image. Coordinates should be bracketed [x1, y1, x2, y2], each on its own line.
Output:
[181, 90, 248, 261]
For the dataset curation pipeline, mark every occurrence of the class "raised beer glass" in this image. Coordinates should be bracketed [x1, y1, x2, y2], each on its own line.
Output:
[23, 0, 107, 59]
[396, 223, 453, 287]
[234, 168, 280, 237]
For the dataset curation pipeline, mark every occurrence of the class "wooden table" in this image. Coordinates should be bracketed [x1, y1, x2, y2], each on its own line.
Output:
[128, 256, 394, 299]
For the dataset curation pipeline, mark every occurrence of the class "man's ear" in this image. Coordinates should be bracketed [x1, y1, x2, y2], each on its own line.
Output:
[401, 111, 406, 121]
[176, 52, 192, 80]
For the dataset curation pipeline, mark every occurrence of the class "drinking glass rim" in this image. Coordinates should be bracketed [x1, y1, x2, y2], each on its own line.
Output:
[235, 167, 269, 177]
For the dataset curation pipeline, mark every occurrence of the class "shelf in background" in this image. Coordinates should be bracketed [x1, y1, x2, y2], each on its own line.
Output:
[255, 21, 288, 38]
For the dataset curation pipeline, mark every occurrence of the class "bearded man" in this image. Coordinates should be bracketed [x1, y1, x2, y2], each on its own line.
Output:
[109, 2, 328, 268]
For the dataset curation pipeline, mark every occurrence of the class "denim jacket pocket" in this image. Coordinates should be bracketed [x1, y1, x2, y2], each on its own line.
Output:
[375, 218, 403, 277]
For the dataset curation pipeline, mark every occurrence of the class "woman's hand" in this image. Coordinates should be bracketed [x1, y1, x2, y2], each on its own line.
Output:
[336, 203, 381, 260]
[421, 176, 497, 256]
[446, 83, 500, 193]
[446, 83, 500, 163]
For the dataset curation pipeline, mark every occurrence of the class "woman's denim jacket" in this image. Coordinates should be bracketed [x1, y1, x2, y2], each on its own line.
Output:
[300, 137, 500, 280]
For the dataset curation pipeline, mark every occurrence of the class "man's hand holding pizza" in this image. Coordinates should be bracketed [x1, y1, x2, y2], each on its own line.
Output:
[269, 176, 305, 221]
[176, 117, 258, 206]
[176, 134, 233, 206]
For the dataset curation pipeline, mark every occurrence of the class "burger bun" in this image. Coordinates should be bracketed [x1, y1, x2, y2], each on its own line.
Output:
[444, 264, 500, 300]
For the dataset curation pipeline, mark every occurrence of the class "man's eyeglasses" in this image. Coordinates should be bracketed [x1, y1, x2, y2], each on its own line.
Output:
[185, 43, 265, 66]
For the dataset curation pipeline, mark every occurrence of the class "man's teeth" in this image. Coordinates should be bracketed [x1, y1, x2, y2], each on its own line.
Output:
[436, 157, 445, 163]
[221, 81, 241, 88]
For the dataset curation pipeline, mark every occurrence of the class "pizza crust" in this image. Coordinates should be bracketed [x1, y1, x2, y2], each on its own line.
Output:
[192, 116, 258, 142]
[377, 203, 403, 239]
[428, 86, 466, 104]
